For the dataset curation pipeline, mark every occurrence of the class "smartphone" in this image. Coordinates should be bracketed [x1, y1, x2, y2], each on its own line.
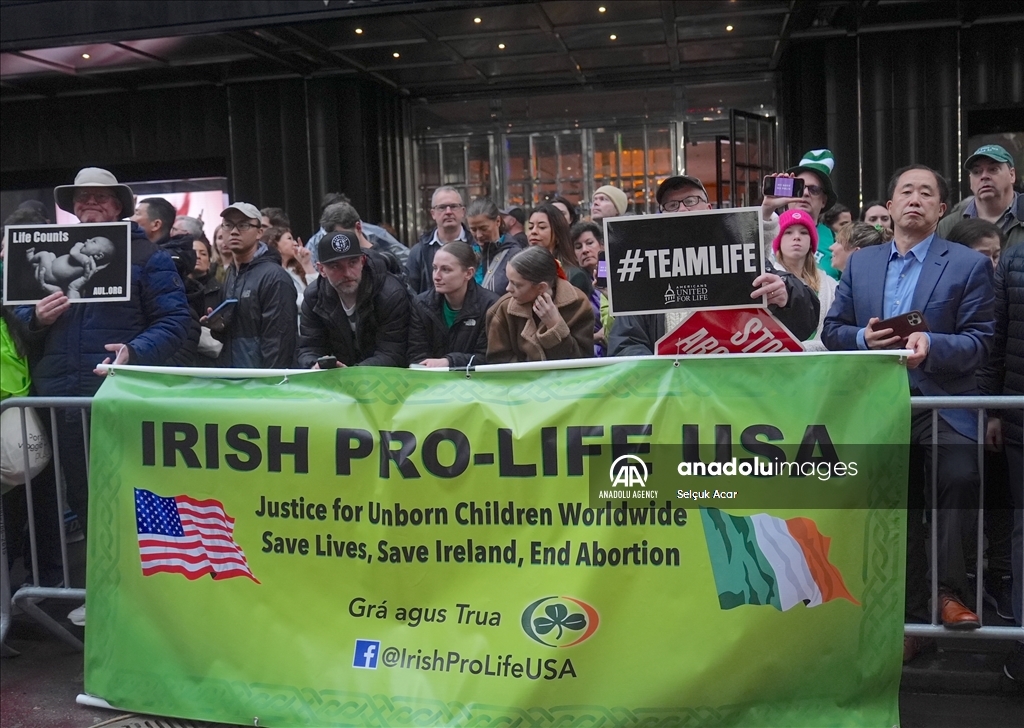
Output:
[872, 310, 929, 341]
[205, 298, 238, 333]
[595, 252, 608, 289]
[317, 355, 339, 369]
[763, 176, 805, 198]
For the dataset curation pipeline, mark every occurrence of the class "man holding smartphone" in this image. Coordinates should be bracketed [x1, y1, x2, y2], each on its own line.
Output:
[212, 202, 297, 368]
[761, 149, 841, 280]
[609, 175, 820, 355]
[823, 166, 995, 652]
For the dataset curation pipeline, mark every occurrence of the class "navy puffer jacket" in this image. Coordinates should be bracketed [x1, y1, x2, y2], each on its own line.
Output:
[979, 244, 1024, 444]
[16, 225, 193, 397]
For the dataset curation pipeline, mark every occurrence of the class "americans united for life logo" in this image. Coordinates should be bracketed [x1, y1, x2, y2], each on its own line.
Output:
[520, 596, 599, 647]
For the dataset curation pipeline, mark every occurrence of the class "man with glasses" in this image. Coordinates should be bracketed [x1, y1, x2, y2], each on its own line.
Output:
[15, 168, 192, 618]
[212, 202, 297, 368]
[406, 186, 474, 294]
[297, 229, 410, 368]
[761, 149, 842, 280]
[609, 174, 820, 355]
[655, 175, 711, 214]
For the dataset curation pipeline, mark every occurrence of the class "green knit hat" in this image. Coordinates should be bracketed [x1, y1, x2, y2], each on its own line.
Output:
[787, 149, 837, 212]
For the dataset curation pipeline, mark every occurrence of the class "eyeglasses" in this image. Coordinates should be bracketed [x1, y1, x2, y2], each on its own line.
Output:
[660, 196, 707, 212]
[220, 221, 260, 232]
[804, 185, 824, 197]
[73, 191, 115, 204]
[432, 204, 465, 212]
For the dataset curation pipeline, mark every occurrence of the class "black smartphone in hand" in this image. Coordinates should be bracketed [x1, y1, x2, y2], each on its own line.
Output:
[763, 176, 805, 198]
[205, 298, 238, 333]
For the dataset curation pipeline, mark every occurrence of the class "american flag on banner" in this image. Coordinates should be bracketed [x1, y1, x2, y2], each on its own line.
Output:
[135, 488, 259, 583]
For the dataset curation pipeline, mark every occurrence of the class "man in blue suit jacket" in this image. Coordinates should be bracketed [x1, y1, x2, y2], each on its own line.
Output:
[823, 165, 995, 642]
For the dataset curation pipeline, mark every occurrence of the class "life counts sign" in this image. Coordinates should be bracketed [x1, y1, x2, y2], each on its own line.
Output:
[3, 222, 132, 305]
[604, 208, 765, 316]
[656, 308, 803, 355]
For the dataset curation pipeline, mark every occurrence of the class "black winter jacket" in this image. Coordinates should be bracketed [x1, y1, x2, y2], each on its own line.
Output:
[408, 282, 501, 367]
[979, 244, 1024, 444]
[215, 244, 298, 369]
[297, 253, 410, 368]
[405, 226, 476, 295]
[609, 261, 820, 356]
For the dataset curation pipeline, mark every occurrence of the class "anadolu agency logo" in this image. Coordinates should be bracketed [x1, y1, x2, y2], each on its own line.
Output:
[598, 454, 657, 499]
[609, 454, 649, 489]
[521, 596, 599, 647]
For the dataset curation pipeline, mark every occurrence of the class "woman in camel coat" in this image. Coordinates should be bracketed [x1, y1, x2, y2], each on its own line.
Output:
[485, 246, 594, 363]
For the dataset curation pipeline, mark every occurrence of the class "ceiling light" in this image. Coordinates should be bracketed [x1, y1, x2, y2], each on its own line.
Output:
[498, 43, 506, 50]
[81, 53, 90, 59]
[474, 17, 482, 24]
[609, 34, 617, 40]
[599, 5, 606, 11]
[392, 52, 400, 58]
[726, 25, 734, 31]
[355, 28, 363, 35]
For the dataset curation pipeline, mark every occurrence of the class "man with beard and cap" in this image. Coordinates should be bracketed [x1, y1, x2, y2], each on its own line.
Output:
[609, 174, 820, 355]
[297, 229, 410, 368]
[212, 202, 297, 368]
[14, 167, 192, 624]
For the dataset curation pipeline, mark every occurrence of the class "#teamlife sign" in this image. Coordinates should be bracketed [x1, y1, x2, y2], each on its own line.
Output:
[3, 222, 132, 305]
[604, 208, 765, 316]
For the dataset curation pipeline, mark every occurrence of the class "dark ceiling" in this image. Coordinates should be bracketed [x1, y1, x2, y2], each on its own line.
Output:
[2, 0, 1021, 106]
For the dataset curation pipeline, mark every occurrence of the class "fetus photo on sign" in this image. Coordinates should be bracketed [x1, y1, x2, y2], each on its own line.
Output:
[3, 222, 132, 305]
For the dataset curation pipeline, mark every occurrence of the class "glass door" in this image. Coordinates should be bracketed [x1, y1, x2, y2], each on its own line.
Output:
[727, 110, 776, 208]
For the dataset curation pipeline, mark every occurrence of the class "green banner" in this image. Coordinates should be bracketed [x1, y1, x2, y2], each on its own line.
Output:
[86, 355, 909, 727]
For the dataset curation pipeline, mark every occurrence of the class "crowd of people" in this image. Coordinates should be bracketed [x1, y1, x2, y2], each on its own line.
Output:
[1, 142, 1022, 678]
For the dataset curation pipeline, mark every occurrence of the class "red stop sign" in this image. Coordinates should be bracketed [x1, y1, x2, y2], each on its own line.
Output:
[655, 308, 804, 355]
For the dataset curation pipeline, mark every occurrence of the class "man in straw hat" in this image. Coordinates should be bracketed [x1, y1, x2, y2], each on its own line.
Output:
[15, 168, 192, 615]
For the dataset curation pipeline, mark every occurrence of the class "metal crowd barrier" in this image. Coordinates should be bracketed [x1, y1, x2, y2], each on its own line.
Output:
[1, 397, 91, 654]
[905, 395, 1024, 642]
[1, 394, 1022, 655]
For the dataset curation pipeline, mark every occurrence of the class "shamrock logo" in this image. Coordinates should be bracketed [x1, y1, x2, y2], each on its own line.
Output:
[533, 603, 587, 639]
[521, 596, 600, 648]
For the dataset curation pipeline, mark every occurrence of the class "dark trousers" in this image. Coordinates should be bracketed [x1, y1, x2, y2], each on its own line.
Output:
[2, 457, 62, 574]
[963, 449, 1014, 581]
[53, 407, 89, 540]
[906, 412, 980, 622]
[1007, 439, 1023, 627]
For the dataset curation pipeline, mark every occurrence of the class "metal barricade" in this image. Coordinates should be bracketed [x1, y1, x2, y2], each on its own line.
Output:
[2, 394, 1022, 653]
[1, 397, 91, 654]
[905, 395, 1024, 642]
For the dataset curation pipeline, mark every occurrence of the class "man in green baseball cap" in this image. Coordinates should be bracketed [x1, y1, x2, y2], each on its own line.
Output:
[937, 143, 1022, 246]
[760, 149, 842, 280]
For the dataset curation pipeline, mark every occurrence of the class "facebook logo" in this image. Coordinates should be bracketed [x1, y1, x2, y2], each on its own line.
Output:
[353, 639, 380, 669]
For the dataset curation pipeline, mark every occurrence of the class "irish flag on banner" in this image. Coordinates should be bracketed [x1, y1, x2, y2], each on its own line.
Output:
[700, 508, 859, 611]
